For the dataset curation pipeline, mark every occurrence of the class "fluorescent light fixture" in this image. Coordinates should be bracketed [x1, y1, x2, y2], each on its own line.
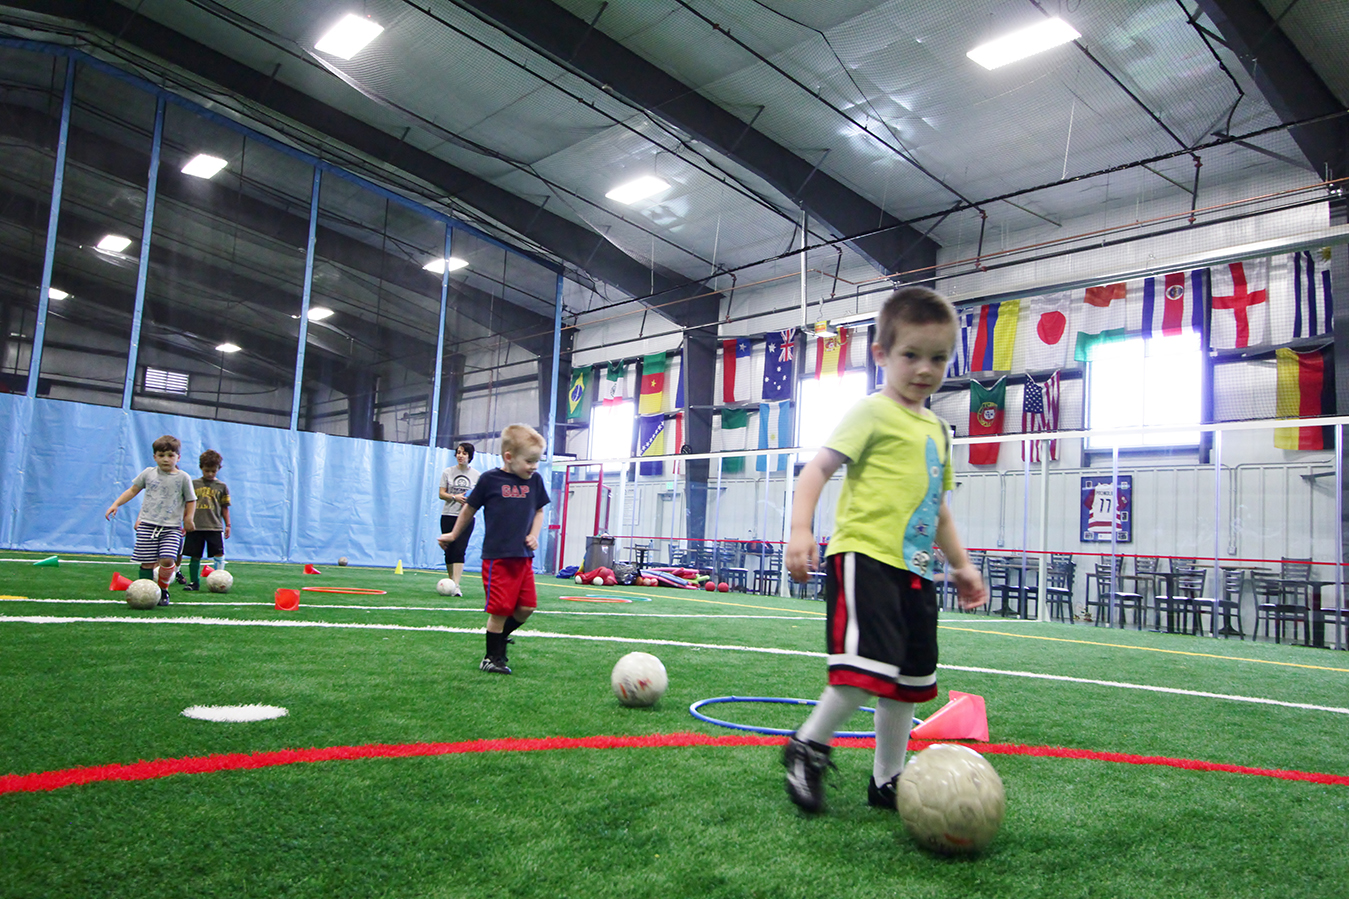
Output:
[605, 175, 670, 205]
[96, 234, 132, 253]
[215, 342, 241, 353]
[422, 257, 469, 274]
[315, 14, 384, 59]
[306, 306, 335, 322]
[967, 17, 1080, 70]
[46, 287, 69, 300]
[181, 154, 228, 179]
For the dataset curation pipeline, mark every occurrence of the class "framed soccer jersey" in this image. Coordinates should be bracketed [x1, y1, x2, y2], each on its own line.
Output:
[1080, 475, 1132, 543]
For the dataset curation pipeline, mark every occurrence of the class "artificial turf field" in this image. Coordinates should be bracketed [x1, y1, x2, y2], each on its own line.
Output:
[1, 551, 1347, 899]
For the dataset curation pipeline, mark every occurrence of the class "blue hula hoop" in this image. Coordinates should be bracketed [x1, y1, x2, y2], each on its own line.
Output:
[688, 696, 922, 739]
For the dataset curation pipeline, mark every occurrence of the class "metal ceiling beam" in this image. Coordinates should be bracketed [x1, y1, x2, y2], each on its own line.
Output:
[13, 0, 721, 329]
[453, 0, 938, 279]
[1195, 0, 1348, 179]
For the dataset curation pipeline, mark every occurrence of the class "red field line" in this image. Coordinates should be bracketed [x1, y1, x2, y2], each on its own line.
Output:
[4, 733, 1347, 794]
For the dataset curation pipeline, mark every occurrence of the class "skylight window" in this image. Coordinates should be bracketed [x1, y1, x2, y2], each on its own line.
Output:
[96, 234, 132, 253]
[1085, 333, 1201, 449]
[181, 154, 228, 179]
[605, 175, 670, 205]
[315, 14, 384, 59]
[422, 257, 469, 275]
[144, 367, 189, 396]
[967, 18, 1080, 70]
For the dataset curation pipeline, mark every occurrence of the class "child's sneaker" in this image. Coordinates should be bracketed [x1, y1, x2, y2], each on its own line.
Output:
[783, 735, 833, 813]
[157, 588, 171, 606]
[867, 774, 899, 810]
[174, 570, 187, 585]
[451, 584, 463, 597]
[479, 656, 511, 675]
[181, 584, 200, 592]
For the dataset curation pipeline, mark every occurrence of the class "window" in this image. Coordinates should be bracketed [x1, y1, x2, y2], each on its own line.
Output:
[1086, 333, 1201, 449]
[797, 371, 869, 451]
[144, 366, 189, 396]
[590, 400, 635, 471]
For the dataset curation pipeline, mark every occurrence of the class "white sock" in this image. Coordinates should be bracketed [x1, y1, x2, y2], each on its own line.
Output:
[796, 685, 869, 746]
[873, 697, 916, 785]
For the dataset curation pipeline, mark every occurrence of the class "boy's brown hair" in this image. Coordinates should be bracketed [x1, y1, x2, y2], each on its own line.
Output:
[874, 286, 958, 353]
[199, 449, 223, 470]
[151, 435, 181, 455]
[500, 423, 546, 456]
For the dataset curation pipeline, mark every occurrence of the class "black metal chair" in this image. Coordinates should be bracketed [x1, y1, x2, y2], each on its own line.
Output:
[752, 549, 784, 596]
[1044, 560, 1075, 622]
[1188, 568, 1246, 637]
[1087, 558, 1143, 628]
[715, 541, 748, 592]
[1254, 558, 1313, 644]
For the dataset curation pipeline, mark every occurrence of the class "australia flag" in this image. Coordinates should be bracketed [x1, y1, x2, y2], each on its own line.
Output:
[763, 329, 795, 401]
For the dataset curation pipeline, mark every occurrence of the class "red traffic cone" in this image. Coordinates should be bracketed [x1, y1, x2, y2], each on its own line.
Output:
[910, 691, 989, 742]
[304, 564, 322, 575]
[201, 565, 215, 578]
[109, 572, 132, 591]
[274, 588, 300, 611]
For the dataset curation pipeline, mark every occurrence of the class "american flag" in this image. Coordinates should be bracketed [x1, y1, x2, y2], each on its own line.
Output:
[1021, 371, 1060, 462]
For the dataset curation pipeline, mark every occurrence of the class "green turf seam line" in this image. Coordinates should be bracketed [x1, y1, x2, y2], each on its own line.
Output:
[4, 734, 1347, 795]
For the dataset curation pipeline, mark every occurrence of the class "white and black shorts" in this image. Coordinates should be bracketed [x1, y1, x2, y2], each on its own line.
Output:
[131, 522, 185, 565]
[823, 551, 939, 703]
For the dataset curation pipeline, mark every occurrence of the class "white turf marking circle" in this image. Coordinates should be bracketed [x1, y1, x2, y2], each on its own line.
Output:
[182, 704, 289, 722]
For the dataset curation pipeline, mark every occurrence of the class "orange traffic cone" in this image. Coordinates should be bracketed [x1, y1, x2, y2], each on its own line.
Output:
[910, 691, 989, 742]
[201, 565, 215, 578]
[304, 564, 322, 575]
[274, 588, 300, 611]
[109, 572, 132, 591]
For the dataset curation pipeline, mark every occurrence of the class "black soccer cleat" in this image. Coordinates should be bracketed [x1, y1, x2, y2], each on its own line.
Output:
[479, 656, 511, 675]
[181, 584, 200, 592]
[157, 588, 171, 606]
[174, 570, 187, 585]
[783, 735, 833, 813]
[868, 774, 899, 810]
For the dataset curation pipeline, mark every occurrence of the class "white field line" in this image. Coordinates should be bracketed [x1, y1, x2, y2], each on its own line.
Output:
[2, 613, 1346, 716]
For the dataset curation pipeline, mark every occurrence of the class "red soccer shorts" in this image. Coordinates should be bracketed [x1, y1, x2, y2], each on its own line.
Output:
[482, 557, 538, 618]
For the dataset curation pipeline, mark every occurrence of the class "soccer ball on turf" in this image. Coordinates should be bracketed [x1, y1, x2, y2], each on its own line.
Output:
[896, 743, 1005, 855]
[610, 651, 668, 707]
[126, 578, 161, 609]
[338, 556, 349, 566]
[436, 577, 457, 596]
[205, 570, 234, 593]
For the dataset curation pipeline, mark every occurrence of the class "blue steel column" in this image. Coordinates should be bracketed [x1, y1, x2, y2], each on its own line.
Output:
[122, 96, 165, 409]
[428, 224, 452, 447]
[547, 271, 563, 461]
[27, 57, 76, 399]
[289, 168, 322, 431]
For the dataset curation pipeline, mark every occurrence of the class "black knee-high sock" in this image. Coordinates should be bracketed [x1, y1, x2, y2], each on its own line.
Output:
[502, 616, 523, 636]
[485, 631, 507, 659]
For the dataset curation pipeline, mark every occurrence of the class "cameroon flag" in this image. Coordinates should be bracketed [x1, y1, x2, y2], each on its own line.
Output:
[639, 352, 666, 414]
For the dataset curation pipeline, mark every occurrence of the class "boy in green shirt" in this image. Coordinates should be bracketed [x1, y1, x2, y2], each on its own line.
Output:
[783, 286, 988, 814]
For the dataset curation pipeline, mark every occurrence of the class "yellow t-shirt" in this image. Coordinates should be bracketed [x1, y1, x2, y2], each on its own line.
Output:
[823, 393, 953, 577]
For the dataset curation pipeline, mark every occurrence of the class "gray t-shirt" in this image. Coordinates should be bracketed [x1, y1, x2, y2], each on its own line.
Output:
[440, 465, 480, 516]
[131, 467, 196, 527]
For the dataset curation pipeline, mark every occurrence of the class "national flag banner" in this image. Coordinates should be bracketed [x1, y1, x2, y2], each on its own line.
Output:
[966, 300, 1021, 373]
[600, 361, 626, 405]
[762, 329, 795, 401]
[565, 366, 592, 422]
[1021, 371, 1061, 462]
[947, 308, 977, 378]
[1210, 259, 1269, 349]
[665, 353, 682, 413]
[814, 327, 850, 379]
[756, 400, 793, 472]
[1074, 281, 1127, 361]
[639, 352, 666, 414]
[1019, 293, 1071, 371]
[1274, 346, 1334, 450]
[1287, 249, 1334, 341]
[968, 377, 1006, 465]
[721, 337, 752, 404]
[719, 407, 750, 473]
[1138, 270, 1204, 339]
[637, 414, 666, 475]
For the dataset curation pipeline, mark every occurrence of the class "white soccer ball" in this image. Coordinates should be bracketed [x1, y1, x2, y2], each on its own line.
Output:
[610, 651, 668, 707]
[205, 570, 234, 593]
[126, 578, 161, 609]
[896, 743, 1006, 855]
[436, 577, 457, 596]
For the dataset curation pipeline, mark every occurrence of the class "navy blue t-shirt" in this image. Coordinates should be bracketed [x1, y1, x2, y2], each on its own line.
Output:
[466, 468, 550, 559]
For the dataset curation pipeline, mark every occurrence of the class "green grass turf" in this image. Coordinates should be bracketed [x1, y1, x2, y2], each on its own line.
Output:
[1, 552, 1347, 898]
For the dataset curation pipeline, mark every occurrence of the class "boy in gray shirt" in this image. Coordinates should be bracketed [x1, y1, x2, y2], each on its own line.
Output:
[105, 434, 196, 605]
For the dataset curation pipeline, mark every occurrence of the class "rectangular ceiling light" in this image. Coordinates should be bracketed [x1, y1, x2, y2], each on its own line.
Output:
[967, 17, 1080, 70]
[181, 154, 228, 179]
[605, 175, 670, 205]
[306, 306, 335, 321]
[46, 287, 69, 300]
[422, 257, 469, 274]
[215, 342, 241, 354]
[96, 234, 133, 253]
[315, 14, 384, 59]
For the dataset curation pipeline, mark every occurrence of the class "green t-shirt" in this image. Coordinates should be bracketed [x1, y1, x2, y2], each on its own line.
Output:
[823, 393, 953, 577]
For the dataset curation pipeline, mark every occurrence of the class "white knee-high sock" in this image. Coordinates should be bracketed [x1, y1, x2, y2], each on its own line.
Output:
[796, 685, 869, 746]
[873, 697, 916, 784]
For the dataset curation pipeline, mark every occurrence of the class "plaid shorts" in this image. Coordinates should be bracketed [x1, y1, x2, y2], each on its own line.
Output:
[131, 522, 185, 565]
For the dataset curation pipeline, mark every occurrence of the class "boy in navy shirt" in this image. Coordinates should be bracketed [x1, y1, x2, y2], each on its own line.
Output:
[438, 423, 550, 674]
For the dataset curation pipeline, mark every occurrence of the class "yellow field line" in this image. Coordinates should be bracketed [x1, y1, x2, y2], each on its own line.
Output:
[939, 624, 1349, 673]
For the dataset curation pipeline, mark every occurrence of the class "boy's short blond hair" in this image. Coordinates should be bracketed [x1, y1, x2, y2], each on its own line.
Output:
[501, 423, 546, 456]
[151, 434, 181, 454]
[875, 286, 958, 353]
